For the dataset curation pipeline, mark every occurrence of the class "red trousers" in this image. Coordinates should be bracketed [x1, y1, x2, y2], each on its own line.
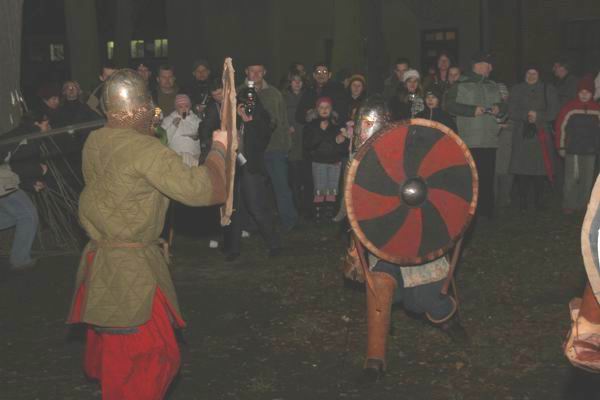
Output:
[84, 290, 181, 400]
[69, 250, 184, 399]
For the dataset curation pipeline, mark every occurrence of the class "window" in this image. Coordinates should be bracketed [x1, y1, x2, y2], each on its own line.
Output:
[154, 39, 168, 58]
[420, 28, 459, 71]
[131, 40, 145, 58]
[49, 43, 64, 62]
[106, 41, 114, 60]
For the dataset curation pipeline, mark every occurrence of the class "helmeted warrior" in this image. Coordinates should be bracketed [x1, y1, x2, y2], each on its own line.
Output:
[346, 96, 470, 381]
[67, 69, 228, 399]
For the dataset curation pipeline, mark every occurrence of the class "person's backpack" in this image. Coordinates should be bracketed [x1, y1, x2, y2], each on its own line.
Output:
[0, 141, 24, 197]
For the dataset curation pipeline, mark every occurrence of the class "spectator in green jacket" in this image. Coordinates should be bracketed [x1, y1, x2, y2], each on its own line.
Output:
[445, 51, 507, 219]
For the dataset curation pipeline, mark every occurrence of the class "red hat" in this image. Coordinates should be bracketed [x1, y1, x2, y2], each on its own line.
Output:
[577, 74, 595, 94]
[315, 96, 333, 108]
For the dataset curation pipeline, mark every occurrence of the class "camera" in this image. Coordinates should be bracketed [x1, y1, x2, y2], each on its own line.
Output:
[238, 81, 257, 117]
[483, 107, 494, 114]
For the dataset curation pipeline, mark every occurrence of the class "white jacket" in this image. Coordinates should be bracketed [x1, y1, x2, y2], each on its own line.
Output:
[162, 111, 201, 158]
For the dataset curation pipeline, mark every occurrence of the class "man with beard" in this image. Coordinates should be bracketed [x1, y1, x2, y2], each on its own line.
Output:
[67, 69, 228, 399]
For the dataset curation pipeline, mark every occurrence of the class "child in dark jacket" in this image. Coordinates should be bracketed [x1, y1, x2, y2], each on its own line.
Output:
[415, 88, 458, 132]
[303, 97, 348, 220]
[555, 75, 600, 213]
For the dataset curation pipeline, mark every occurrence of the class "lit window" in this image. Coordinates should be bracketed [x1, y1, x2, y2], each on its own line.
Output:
[50, 43, 64, 62]
[446, 31, 456, 40]
[131, 40, 145, 58]
[107, 41, 114, 60]
[154, 39, 168, 58]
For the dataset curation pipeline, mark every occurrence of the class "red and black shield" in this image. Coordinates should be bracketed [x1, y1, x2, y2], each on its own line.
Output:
[345, 118, 478, 265]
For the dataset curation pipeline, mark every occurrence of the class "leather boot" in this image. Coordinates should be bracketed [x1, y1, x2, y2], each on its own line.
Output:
[363, 272, 397, 381]
[427, 297, 470, 346]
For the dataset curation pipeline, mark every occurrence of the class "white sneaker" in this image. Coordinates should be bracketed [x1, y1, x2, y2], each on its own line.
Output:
[209, 240, 219, 248]
[241, 230, 251, 238]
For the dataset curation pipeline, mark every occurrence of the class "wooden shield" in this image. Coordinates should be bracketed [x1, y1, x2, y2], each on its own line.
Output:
[582, 175, 600, 303]
[219, 58, 238, 226]
[345, 118, 478, 265]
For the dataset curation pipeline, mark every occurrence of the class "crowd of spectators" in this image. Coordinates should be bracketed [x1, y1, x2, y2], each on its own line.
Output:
[2, 52, 600, 267]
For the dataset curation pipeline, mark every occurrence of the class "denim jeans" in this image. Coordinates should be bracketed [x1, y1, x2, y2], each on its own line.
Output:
[373, 260, 454, 321]
[0, 190, 39, 267]
[264, 151, 298, 230]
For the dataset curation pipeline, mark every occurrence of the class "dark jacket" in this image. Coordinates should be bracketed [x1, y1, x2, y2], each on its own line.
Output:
[182, 79, 213, 109]
[303, 119, 347, 164]
[238, 99, 272, 174]
[555, 99, 600, 156]
[295, 81, 348, 125]
[0, 122, 44, 192]
[199, 101, 221, 153]
[55, 100, 98, 127]
[554, 74, 579, 107]
[415, 107, 458, 132]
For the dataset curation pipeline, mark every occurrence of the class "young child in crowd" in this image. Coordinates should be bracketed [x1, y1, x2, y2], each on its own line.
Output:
[415, 88, 458, 132]
[303, 97, 349, 221]
[555, 75, 600, 214]
[161, 94, 201, 165]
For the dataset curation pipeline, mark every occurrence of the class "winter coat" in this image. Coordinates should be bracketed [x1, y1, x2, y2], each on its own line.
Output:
[238, 99, 272, 174]
[508, 81, 559, 175]
[554, 74, 579, 107]
[240, 80, 290, 153]
[0, 122, 44, 192]
[389, 91, 424, 121]
[199, 101, 221, 154]
[67, 127, 226, 327]
[382, 74, 403, 102]
[284, 89, 305, 161]
[303, 119, 347, 164]
[162, 110, 202, 157]
[295, 80, 349, 125]
[555, 99, 600, 156]
[445, 71, 506, 148]
[182, 79, 212, 109]
[415, 107, 458, 133]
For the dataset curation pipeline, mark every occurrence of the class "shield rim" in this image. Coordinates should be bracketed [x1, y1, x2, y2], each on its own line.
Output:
[345, 118, 479, 265]
[581, 176, 600, 303]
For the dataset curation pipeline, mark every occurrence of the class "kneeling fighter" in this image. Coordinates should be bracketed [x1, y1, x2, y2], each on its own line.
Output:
[343, 97, 476, 380]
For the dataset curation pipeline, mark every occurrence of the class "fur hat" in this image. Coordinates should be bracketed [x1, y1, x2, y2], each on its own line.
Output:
[402, 69, 420, 83]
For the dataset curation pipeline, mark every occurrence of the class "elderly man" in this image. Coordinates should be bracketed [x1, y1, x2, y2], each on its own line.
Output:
[446, 51, 506, 220]
[67, 69, 227, 400]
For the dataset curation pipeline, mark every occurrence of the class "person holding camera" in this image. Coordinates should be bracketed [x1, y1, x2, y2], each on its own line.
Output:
[446, 51, 507, 220]
[508, 66, 559, 212]
[222, 90, 281, 263]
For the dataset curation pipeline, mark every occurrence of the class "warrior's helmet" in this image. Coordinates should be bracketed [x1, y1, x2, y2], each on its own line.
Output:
[101, 69, 155, 133]
[353, 95, 391, 149]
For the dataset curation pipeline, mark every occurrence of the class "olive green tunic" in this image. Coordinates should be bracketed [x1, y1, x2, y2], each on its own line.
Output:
[69, 127, 225, 327]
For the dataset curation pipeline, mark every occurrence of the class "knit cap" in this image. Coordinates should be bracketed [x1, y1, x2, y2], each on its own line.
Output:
[577, 74, 595, 94]
[403, 69, 420, 83]
[175, 94, 191, 107]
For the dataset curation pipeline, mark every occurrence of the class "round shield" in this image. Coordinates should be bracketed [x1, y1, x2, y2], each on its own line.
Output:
[345, 118, 478, 265]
